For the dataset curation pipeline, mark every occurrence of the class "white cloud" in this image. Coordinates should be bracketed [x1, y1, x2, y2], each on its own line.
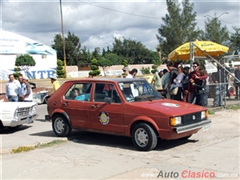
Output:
[1, 1, 240, 52]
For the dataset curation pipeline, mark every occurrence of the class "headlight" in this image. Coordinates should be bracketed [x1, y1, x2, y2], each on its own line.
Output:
[201, 111, 208, 119]
[170, 116, 182, 126]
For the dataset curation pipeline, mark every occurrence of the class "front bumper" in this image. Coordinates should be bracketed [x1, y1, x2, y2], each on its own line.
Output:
[2, 114, 39, 127]
[175, 120, 211, 134]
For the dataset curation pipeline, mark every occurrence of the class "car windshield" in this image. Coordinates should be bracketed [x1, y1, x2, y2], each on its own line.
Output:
[118, 80, 162, 102]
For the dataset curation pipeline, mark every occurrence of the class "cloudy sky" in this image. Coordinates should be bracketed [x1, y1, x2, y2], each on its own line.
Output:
[1, 0, 239, 52]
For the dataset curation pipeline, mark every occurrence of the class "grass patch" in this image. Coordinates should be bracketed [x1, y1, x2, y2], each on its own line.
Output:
[226, 103, 240, 110]
[208, 109, 215, 115]
[12, 140, 67, 153]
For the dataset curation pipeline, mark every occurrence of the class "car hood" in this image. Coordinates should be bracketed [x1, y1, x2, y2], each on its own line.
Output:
[0, 102, 37, 111]
[130, 99, 207, 116]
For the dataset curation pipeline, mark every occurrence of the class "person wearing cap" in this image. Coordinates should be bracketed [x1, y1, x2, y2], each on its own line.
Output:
[18, 75, 26, 102]
[20, 76, 33, 102]
[21, 76, 34, 123]
[122, 67, 133, 78]
[50, 75, 60, 92]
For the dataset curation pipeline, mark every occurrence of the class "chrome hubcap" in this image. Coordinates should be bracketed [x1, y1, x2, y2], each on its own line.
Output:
[135, 128, 149, 147]
[55, 118, 65, 133]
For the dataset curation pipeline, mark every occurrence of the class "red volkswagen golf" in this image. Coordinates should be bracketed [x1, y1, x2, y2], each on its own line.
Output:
[46, 78, 211, 151]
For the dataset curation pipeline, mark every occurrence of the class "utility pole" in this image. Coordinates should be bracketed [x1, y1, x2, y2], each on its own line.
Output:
[60, 0, 67, 78]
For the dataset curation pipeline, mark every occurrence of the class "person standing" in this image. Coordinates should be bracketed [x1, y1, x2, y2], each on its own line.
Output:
[167, 62, 178, 99]
[18, 75, 26, 102]
[188, 62, 207, 104]
[50, 75, 60, 91]
[5, 74, 21, 102]
[212, 61, 230, 107]
[161, 69, 170, 98]
[151, 71, 163, 91]
[203, 74, 210, 107]
[130, 68, 138, 78]
[20, 76, 33, 102]
[171, 66, 185, 101]
[122, 67, 133, 78]
[182, 66, 190, 102]
[190, 69, 207, 106]
[20, 76, 34, 123]
[234, 65, 240, 99]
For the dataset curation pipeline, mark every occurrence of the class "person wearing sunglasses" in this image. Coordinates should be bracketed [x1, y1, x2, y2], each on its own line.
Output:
[188, 62, 207, 104]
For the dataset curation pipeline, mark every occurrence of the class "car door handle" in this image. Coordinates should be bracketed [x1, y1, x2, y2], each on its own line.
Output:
[62, 102, 69, 106]
[91, 104, 99, 108]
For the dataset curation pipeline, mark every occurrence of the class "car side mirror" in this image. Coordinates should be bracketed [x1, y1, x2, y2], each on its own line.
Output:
[104, 97, 112, 104]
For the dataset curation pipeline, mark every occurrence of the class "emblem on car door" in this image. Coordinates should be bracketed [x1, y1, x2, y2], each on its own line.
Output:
[99, 111, 110, 125]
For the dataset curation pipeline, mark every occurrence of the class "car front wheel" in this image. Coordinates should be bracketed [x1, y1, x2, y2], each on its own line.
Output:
[52, 114, 72, 137]
[132, 123, 157, 151]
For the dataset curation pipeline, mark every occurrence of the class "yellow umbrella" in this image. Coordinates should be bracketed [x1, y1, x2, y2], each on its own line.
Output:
[168, 40, 229, 60]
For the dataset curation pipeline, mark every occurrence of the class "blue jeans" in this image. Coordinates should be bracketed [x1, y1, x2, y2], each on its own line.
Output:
[189, 92, 205, 106]
[8, 96, 18, 102]
[196, 93, 205, 106]
[213, 84, 225, 106]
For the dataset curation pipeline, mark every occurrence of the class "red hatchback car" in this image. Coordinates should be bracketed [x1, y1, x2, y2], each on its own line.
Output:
[46, 78, 211, 151]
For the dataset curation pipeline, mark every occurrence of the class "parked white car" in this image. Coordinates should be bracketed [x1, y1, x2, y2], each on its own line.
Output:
[0, 102, 38, 128]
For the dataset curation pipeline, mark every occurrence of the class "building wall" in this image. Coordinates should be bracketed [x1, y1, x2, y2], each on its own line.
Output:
[0, 30, 57, 80]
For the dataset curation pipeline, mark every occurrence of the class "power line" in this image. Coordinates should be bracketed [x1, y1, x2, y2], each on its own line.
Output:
[79, 0, 162, 20]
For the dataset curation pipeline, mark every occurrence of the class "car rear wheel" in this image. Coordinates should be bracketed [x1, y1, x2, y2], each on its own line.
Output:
[52, 114, 72, 137]
[132, 123, 157, 151]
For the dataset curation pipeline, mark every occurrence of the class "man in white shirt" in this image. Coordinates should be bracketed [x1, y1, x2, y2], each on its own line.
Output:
[123, 67, 133, 78]
[5, 74, 21, 102]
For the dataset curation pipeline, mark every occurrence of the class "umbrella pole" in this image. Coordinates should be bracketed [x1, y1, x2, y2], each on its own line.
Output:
[193, 43, 240, 83]
[190, 42, 194, 71]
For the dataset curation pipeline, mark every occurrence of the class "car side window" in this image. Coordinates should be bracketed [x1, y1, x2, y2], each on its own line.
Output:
[94, 83, 121, 103]
[64, 83, 92, 101]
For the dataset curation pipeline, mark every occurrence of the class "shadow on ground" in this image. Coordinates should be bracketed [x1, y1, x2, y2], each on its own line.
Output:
[0, 126, 31, 134]
[62, 130, 199, 151]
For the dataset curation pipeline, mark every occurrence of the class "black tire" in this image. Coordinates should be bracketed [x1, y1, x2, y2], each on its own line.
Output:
[52, 114, 72, 137]
[44, 97, 49, 104]
[132, 123, 157, 151]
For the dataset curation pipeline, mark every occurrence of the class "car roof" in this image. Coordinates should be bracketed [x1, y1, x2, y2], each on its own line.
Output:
[65, 78, 146, 83]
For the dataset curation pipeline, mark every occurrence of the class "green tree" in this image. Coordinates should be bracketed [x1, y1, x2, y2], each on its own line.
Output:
[203, 14, 229, 45]
[15, 54, 36, 79]
[229, 27, 240, 55]
[78, 46, 92, 65]
[141, 67, 151, 74]
[89, 58, 101, 77]
[122, 59, 129, 67]
[13, 67, 22, 79]
[151, 60, 158, 74]
[104, 53, 123, 65]
[157, 0, 201, 57]
[51, 31, 81, 66]
[98, 57, 113, 76]
[112, 37, 154, 64]
[92, 47, 101, 60]
[56, 59, 65, 78]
